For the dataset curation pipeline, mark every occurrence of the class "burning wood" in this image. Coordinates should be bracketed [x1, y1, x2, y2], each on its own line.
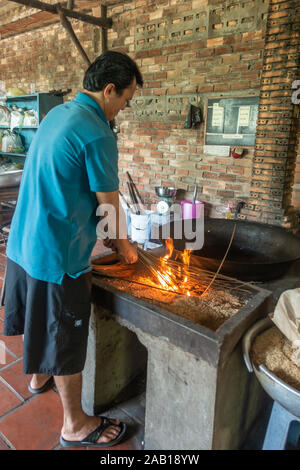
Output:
[92, 238, 252, 298]
[135, 238, 251, 298]
[92, 238, 254, 330]
[137, 241, 192, 296]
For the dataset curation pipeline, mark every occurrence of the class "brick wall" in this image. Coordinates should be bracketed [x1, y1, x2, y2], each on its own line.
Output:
[291, 107, 300, 210]
[109, 0, 271, 219]
[243, 0, 300, 227]
[0, 0, 299, 228]
[0, 19, 97, 93]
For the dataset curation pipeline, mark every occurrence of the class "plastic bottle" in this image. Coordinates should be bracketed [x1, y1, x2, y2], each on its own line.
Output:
[225, 203, 231, 219]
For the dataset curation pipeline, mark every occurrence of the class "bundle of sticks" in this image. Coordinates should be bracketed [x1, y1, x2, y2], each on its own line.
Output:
[137, 246, 253, 298]
[119, 172, 145, 215]
[92, 241, 253, 299]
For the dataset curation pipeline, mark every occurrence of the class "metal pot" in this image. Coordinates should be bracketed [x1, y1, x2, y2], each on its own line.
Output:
[161, 218, 300, 281]
[243, 318, 300, 419]
[0, 169, 23, 188]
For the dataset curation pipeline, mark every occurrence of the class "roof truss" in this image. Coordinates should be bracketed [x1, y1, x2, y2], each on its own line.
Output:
[1, 0, 111, 64]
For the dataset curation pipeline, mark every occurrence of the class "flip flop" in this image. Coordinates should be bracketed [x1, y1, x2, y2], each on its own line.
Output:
[60, 417, 127, 448]
[28, 376, 54, 394]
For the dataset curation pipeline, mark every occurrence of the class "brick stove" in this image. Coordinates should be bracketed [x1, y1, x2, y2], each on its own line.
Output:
[82, 250, 274, 450]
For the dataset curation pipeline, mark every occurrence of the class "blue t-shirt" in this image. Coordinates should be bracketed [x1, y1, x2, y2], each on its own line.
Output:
[6, 92, 119, 284]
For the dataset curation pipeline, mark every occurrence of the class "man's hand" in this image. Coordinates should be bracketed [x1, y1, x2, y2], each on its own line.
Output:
[118, 241, 138, 264]
[103, 237, 116, 250]
[103, 237, 138, 264]
[96, 190, 138, 264]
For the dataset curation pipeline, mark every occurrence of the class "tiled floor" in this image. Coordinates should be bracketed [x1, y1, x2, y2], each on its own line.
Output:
[0, 240, 145, 450]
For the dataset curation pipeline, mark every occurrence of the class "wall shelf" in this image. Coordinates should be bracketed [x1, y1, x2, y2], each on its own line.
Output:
[0, 92, 63, 160]
[0, 152, 27, 158]
[0, 126, 38, 129]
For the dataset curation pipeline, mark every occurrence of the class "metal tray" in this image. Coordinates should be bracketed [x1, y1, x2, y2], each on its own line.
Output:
[0, 169, 23, 188]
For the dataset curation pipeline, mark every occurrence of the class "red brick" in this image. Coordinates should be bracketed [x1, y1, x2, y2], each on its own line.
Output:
[1, 0, 298, 230]
[206, 37, 224, 47]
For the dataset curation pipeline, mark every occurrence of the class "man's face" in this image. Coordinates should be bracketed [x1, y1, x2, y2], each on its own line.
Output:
[104, 77, 137, 121]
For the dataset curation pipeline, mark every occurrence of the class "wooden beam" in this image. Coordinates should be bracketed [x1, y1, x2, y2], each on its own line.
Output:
[7, 0, 112, 28]
[98, 4, 115, 132]
[57, 5, 91, 67]
[100, 4, 107, 53]
[0, 10, 55, 39]
[0, 2, 101, 40]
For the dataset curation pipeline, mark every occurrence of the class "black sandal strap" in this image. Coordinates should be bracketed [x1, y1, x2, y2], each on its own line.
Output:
[83, 417, 116, 444]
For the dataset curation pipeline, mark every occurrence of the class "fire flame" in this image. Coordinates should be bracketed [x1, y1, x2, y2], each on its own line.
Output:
[181, 249, 191, 266]
[153, 238, 192, 297]
[163, 237, 174, 261]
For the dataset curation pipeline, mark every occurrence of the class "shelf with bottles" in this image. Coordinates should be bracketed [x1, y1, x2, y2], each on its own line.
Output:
[0, 125, 38, 129]
[4, 93, 62, 123]
[0, 92, 63, 157]
[0, 151, 27, 158]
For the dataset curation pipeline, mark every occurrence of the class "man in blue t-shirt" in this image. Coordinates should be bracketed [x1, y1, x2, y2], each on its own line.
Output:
[3, 51, 143, 448]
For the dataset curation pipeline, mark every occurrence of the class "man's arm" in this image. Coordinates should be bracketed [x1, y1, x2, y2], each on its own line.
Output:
[96, 190, 138, 264]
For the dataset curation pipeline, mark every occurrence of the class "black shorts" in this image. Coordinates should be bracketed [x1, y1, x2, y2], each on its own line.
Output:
[3, 258, 92, 376]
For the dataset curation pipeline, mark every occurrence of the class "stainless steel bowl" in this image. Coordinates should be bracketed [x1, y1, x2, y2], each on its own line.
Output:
[0, 169, 23, 188]
[243, 317, 300, 418]
[155, 186, 177, 198]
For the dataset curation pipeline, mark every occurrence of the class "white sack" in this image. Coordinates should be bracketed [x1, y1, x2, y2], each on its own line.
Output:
[270, 288, 300, 366]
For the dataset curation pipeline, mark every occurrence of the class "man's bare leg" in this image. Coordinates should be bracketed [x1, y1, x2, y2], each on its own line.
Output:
[54, 372, 122, 444]
[30, 373, 52, 390]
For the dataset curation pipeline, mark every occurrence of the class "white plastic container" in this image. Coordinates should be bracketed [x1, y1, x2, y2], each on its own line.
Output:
[121, 203, 131, 237]
[130, 210, 153, 244]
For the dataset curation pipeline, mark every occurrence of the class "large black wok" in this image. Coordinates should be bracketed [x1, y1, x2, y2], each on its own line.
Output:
[159, 218, 300, 281]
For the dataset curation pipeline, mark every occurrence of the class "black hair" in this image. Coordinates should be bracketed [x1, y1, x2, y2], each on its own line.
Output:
[83, 50, 143, 95]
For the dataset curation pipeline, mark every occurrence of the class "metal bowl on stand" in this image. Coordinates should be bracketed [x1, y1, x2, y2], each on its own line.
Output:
[155, 186, 177, 198]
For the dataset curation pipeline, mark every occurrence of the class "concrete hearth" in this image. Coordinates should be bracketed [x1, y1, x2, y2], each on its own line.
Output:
[82, 268, 273, 450]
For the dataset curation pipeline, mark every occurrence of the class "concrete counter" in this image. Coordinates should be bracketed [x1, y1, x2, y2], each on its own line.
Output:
[82, 255, 275, 450]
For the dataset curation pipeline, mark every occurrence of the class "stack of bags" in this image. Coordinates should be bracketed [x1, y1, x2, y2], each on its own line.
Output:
[270, 288, 300, 367]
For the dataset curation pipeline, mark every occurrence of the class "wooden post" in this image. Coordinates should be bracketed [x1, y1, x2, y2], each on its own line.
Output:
[57, 5, 91, 67]
[100, 5, 107, 53]
[97, 3, 115, 134]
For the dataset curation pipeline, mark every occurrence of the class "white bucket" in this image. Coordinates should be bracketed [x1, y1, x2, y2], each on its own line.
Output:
[121, 204, 131, 236]
[130, 210, 152, 244]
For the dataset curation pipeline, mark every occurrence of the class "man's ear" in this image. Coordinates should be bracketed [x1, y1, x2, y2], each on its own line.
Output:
[103, 83, 115, 99]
